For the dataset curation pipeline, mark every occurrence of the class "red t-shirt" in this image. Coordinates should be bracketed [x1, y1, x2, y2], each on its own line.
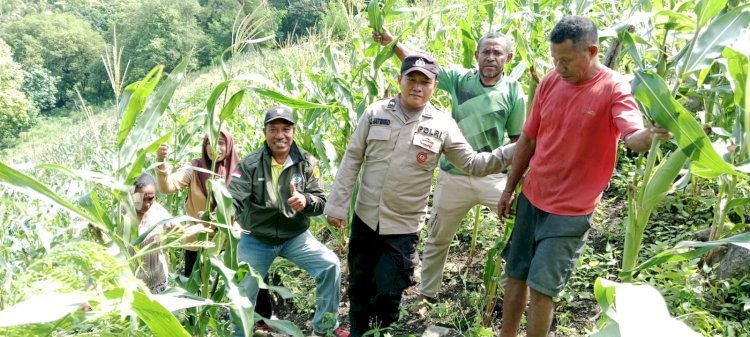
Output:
[522, 68, 644, 215]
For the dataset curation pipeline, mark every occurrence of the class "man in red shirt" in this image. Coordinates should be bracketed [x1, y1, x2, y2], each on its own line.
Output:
[496, 16, 670, 337]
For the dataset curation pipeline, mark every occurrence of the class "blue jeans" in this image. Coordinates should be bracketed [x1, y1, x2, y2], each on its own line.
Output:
[235, 231, 341, 334]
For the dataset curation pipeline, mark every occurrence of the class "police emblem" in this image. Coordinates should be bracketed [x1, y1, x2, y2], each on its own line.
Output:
[415, 58, 426, 67]
[291, 174, 303, 190]
[416, 151, 428, 164]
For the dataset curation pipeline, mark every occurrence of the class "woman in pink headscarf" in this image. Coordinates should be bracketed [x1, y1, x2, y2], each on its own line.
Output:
[155, 130, 239, 276]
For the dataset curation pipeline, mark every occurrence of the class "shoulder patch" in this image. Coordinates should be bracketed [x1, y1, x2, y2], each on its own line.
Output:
[386, 99, 397, 110]
[312, 165, 321, 179]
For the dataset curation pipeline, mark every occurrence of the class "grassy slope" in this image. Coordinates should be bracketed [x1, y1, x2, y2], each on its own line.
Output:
[2, 39, 324, 165]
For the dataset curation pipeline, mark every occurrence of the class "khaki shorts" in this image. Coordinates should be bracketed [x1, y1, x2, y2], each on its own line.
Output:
[501, 193, 591, 297]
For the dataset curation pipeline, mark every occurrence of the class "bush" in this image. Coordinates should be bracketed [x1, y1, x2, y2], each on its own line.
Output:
[1, 13, 106, 107]
[269, 0, 330, 42]
[0, 39, 37, 150]
[22, 65, 58, 113]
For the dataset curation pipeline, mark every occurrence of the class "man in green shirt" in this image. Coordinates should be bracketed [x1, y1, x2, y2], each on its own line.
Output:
[374, 28, 526, 309]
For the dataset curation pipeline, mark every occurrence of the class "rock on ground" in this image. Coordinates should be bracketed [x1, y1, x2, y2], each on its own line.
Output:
[716, 244, 750, 280]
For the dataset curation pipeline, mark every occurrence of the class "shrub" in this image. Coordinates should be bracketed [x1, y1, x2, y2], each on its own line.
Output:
[21, 65, 58, 113]
[0, 39, 37, 150]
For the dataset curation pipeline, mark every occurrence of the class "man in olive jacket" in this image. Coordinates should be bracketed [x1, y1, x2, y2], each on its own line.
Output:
[229, 105, 348, 337]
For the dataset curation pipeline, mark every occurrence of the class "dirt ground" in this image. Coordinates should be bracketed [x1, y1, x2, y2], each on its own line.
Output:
[257, 196, 628, 337]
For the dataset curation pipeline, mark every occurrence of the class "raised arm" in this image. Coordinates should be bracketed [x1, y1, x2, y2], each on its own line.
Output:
[372, 27, 410, 61]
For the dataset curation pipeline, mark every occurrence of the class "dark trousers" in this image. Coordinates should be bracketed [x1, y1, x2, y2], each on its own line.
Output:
[348, 214, 419, 337]
[184, 249, 273, 319]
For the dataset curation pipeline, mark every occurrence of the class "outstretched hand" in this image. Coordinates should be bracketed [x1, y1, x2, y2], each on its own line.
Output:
[157, 143, 170, 162]
[287, 181, 306, 212]
[650, 124, 672, 142]
[497, 190, 515, 223]
[371, 26, 394, 46]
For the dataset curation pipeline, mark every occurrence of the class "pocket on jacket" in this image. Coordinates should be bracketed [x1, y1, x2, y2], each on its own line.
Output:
[366, 126, 392, 160]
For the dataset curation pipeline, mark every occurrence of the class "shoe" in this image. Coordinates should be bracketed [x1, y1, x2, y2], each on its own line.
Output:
[408, 294, 435, 315]
[314, 327, 350, 337]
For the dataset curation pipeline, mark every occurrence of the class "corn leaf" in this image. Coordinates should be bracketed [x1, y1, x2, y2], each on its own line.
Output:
[36, 164, 128, 191]
[632, 70, 743, 178]
[119, 56, 189, 174]
[747, 57, 750, 159]
[211, 257, 256, 337]
[722, 46, 749, 109]
[0, 292, 88, 327]
[640, 148, 690, 217]
[373, 28, 409, 72]
[126, 133, 173, 183]
[0, 161, 100, 227]
[632, 231, 750, 272]
[694, 0, 728, 28]
[117, 65, 162, 148]
[367, 0, 382, 34]
[209, 178, 234, 226]
[78, 191, 116, 238]
[151, 292, 212, 312]
[243, 86, 333, 109]
[619, 31, 643, 70]
[594, 278, 619, 321]
[674, 7, 750, 76]
[130, 290, 191, 337]
[654, 9, 695, 32]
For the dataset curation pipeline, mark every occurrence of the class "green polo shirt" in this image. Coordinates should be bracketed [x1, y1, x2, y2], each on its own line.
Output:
[437, 68, 526, 175]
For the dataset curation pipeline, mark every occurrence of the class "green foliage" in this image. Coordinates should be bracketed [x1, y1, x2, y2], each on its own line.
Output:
[0, 38, 37, 150]
[197, 0, 278, 62]
[270, 0, 329, 42]
[320, 0, 354, 40]
[21, 64, 58, 113]
[118, 0, 207, 81]
[2, 13, 106, 106]
[2, 0, 750, 336]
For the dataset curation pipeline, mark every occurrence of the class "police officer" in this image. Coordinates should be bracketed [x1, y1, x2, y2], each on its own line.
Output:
[324, 55, 515, 337]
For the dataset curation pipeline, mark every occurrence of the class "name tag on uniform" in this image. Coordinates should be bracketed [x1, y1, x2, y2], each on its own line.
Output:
[412, 133, 441, 153]
[372, 118, 391, 126]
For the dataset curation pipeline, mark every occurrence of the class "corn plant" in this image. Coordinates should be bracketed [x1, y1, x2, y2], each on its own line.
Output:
[0, 60, 198, 336]
[620, 2, 750, 279]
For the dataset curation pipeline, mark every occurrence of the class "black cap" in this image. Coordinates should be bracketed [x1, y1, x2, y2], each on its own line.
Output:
[264, 105, 295, 125]
[401, 54, 439, 79]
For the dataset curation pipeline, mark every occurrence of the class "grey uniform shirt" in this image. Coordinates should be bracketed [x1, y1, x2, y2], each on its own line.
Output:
[325, 96, 514, 235]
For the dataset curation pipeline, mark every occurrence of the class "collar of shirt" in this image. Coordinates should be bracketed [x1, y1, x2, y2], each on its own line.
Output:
[271, 156, 293, 201]
[393, 95, 432, 124]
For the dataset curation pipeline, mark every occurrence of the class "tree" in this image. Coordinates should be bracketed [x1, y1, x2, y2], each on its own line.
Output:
[2, 13, 106, 107]
[48, 0, 139, 33]
[269, 0, 330, 42]
[0, 39, 37, 150]
[22, 65, 59, 113]
[119, 0, 207, 81]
